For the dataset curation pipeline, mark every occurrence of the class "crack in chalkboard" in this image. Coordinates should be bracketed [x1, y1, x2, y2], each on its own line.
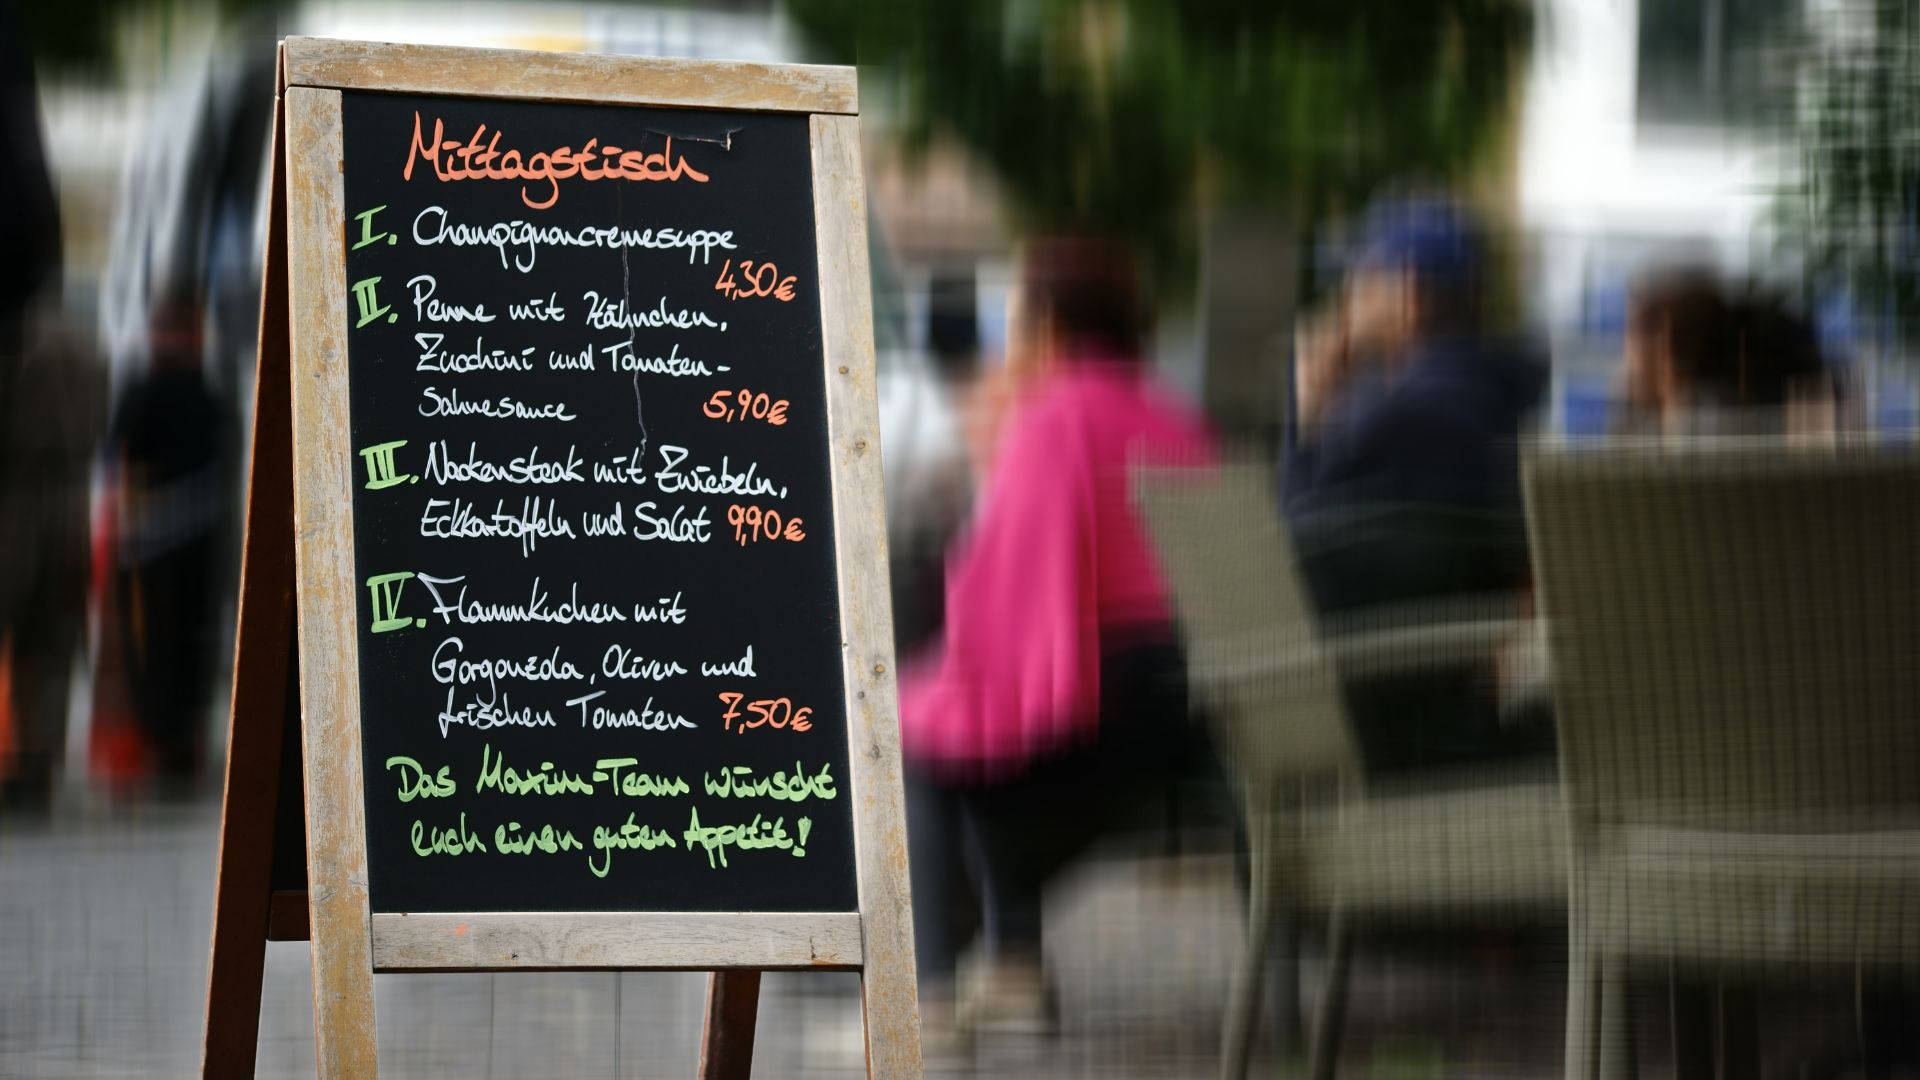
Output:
[615, 183, 650, 461]
[616, 127, 734, 455]
[645, 126, 739, 151]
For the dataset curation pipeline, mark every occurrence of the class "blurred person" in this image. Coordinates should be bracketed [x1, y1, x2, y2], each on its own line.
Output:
[1, 319, 100, 815]
[1501, 276, 1846, 743]
[1610, 270, 1882, 1080]
[899, 236, 1216, 1048]
[83, 22, 272, 796]
[1283, 197, 1550, 773]
[0, 0, 96, 813]
[889, 267, 985, 659]
[105, 291, 234, 789]
[99, 23, 276, 403]
[1619, 268, 1841, 436]
[0, 0, 56, 319]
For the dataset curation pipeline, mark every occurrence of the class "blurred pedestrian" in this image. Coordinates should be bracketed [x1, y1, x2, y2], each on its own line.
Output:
[888, 267, 985, 659]
[1283, 196, 1550, 773]
[105, 291, 233, 790]
[0, 1, 96, 813]
[898, 236, 1216, 1049]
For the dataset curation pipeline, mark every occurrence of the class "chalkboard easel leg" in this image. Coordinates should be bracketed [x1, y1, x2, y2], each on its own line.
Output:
[202, 55, 294, 1080]
[697, 970, 762, 1080]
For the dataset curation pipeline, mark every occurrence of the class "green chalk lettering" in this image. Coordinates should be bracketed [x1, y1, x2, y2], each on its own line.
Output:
[591, 757, 690, 797]
[386, 755, 455, 801]
[410, 812, 486, 856]
[494, 821, 583, 855]
[587, 813, 677, 877]
[351, 205, 392, 250]
[474, 742, 595, 796]
[352, 275, 392, 328]
[365, 571, 415, 633]
[358, 439, 410, 490]
[682, 806, 795, 869]
[700, 761, 836, 803]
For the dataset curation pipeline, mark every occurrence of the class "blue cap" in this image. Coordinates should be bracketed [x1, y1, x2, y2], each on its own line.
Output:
[1346, 197, 1484, 282]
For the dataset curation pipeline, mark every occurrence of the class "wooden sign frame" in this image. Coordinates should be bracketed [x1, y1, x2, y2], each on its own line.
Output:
[204, 37, 920, 1079]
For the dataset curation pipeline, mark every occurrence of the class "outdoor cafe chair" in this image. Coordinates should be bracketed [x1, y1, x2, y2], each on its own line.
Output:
[1526, 439, 1920, 1080]
[1135, 461, 1565, 1080]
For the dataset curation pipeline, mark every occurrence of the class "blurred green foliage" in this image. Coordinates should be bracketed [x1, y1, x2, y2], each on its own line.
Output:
[1779, 0, 1920, 351]
[19, 0, 277, 71]
[24, 0, 1531, 279]
[788, 0, 1533, 265]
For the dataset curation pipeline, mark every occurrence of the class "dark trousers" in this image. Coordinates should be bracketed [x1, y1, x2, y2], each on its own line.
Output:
[119, 539, 219, 780]
[907, 638, 1196, 983]
[1289, 502, 1554, 775]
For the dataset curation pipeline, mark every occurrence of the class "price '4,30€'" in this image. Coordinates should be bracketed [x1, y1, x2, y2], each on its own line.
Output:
[713, 258, 797, 302]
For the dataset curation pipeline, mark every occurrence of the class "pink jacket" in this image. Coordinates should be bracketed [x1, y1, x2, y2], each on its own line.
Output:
[899, 361, 1216, 777]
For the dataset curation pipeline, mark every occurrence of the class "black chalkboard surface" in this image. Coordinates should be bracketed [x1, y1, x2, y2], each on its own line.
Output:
[338, 90, 856, 914]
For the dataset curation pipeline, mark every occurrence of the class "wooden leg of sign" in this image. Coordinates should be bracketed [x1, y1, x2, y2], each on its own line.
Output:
[696, 970, 762, 1080]
[202, 67, 294, 1080]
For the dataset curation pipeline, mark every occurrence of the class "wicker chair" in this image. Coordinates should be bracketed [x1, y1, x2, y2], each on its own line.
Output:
[1525, 440, 1920, 1080]
[1134, 461, 1565, 1080]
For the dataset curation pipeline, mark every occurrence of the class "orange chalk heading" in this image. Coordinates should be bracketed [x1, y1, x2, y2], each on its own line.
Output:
[404, 111, 711, 210]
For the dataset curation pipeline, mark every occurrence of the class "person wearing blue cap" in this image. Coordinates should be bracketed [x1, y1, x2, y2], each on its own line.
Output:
[1288, 197, 1542, 513]
[1283, 197, 1551, 773]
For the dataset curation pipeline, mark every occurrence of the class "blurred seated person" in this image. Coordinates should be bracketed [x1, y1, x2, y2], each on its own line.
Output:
[1494, 275, 1847, 747]
[1618, 268, 1840, 437]
[1612, 269, 1881, 1080]
[899, 236, 1216, 1044]
[1283, 197, 1550, 774]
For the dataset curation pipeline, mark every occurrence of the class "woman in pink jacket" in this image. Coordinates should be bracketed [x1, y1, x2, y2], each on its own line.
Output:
[899, 236, 1216, 1043]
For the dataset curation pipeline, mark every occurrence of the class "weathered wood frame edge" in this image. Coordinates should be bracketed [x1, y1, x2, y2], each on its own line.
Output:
[284, 85, 380, 1078]
[810, 112, 925, 1076]
[283, 36, 857, 114]
[372, 912, 863, 972]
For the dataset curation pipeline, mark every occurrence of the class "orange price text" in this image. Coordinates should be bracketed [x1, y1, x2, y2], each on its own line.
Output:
[712, 258, 798, 302]
[718, 692, 813, 733]
[703, 388, 789, 426]
[726, 503, 805, 546]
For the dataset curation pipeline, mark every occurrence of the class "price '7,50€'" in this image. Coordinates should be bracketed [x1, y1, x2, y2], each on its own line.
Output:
[719, 693, 812, 733]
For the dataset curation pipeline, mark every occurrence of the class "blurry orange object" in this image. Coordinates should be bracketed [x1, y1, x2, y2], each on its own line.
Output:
[0, 632, 14, 782]
[87, 477, 149, 787]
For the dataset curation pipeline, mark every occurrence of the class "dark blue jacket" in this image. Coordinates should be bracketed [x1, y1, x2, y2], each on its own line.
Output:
[1282, 337, 1551, 773]
[1284, 336, 1546, 520]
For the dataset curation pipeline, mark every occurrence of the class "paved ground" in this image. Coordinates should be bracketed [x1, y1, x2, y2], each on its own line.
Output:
[0, 784, 1587, 1079]
[3, 786, 1884, 1079]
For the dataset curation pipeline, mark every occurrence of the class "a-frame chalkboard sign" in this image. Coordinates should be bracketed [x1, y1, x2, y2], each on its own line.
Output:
[202, 38, 920, 1078]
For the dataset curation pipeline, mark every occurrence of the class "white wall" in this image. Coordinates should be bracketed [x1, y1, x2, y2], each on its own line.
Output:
[1518, 0, 1787, 330]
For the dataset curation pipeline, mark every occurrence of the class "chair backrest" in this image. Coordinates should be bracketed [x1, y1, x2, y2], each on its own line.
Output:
[1133, 461, 1361, 785]
[1526, 440, 1920, 832]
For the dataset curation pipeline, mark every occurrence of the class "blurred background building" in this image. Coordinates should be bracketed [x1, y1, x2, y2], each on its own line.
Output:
[26, 0, 1920, 785]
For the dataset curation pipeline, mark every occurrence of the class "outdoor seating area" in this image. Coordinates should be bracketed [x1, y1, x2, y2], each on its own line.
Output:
[1137, 441, 1920, 1079]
